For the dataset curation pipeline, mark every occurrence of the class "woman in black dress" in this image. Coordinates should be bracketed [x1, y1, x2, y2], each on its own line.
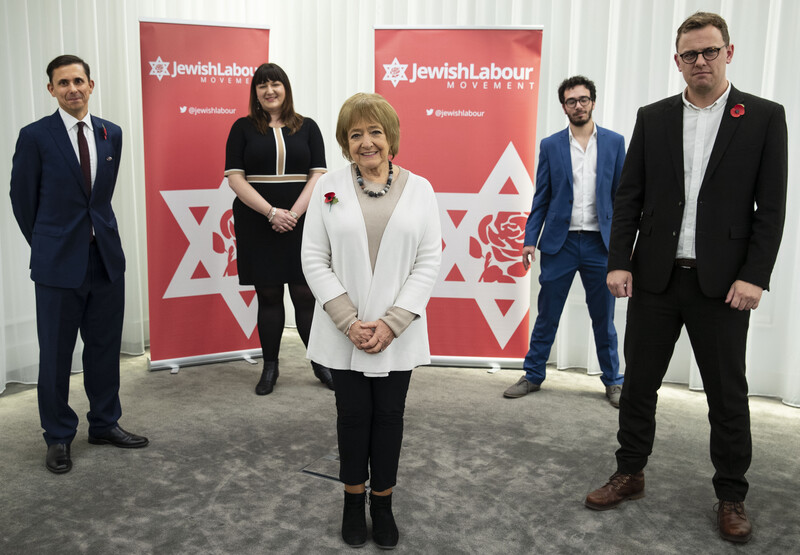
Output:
[224, 63, 333, 394]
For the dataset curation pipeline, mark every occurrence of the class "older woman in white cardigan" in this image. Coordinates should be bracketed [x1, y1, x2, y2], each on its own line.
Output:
[302, 93, 441, 549]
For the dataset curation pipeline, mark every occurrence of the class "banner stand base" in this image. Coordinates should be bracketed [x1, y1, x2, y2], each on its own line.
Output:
[149, 349, 263, 372]
[429, 356, 523, 371]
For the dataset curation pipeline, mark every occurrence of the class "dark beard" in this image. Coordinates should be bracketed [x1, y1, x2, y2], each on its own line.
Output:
[568, 108, 593, 126]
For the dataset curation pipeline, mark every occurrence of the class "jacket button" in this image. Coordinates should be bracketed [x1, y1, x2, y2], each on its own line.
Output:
[672, 231, 677, 237]
[678, 201, 683, 207]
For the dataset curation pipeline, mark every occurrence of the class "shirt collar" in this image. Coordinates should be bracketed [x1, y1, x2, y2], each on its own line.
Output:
[58, 107, 93, 131]
[682, 81, 732, 112]
[568, 122, 597, 144]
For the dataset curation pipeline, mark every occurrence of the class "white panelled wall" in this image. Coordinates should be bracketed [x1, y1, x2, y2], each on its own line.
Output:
[1, 0, 798, 406]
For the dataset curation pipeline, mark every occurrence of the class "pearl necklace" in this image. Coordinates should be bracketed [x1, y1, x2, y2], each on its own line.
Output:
[355, 161, 393, 197]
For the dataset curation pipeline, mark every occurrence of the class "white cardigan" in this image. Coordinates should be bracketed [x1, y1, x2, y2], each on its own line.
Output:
[302, 165, 442, 375]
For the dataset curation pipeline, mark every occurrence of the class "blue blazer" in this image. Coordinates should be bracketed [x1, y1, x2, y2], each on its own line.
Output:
[10, 110, 125, 288]
[524, 125, 626, 254]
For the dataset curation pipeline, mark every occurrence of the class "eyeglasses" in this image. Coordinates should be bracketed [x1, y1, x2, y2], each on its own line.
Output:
[677, 46, 726, 64]
[564, 96, 592, 108]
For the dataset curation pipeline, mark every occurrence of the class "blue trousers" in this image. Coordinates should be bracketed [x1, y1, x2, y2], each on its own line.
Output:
[35, 242, 124, 445]
[523, 231, 622, 386]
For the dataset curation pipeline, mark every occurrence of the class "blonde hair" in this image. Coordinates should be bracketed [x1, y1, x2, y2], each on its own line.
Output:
[335, 93, 400, 161]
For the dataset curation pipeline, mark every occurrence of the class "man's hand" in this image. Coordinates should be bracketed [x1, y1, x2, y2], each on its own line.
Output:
[725, 280, 763, 311]
[607, 270, 633, 298]
[522, 245, 536, 271]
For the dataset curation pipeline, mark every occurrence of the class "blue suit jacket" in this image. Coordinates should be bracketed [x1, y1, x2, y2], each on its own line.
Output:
[10, 110, 125, 288]
[524, 125, 626, 254]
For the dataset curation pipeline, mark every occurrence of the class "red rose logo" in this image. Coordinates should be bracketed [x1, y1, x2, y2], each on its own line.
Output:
[470, 211, 529, 283]
[212, 209, 238, 277]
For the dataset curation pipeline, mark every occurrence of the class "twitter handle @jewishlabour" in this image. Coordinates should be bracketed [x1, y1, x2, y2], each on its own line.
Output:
[427, 108, 485, 118]
[181, 106, 238, 115]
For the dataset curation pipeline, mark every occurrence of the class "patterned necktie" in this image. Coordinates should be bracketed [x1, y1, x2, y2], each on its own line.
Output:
[76, 121, 91, 196]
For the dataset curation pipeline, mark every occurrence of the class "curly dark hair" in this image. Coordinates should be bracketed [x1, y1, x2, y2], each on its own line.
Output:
[557, 75, 597, 105]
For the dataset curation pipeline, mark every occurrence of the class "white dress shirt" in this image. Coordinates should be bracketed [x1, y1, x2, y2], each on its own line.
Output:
[58, 107, 97, 186]
[568, 123, 599, 231]
[677, 82, 732, 259]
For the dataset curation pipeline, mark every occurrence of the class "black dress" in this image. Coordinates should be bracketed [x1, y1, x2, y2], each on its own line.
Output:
[224, 117, 326, 286]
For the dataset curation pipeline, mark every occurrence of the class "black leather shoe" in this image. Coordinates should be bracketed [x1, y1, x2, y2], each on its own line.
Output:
[45, 443, 72, 474]
[88, 426, 149, 448]
[255, 361, 279, 395]
[311, 361, 335, 391]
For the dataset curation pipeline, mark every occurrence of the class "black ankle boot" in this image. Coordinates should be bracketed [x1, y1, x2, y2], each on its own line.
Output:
[255, 361, 279, 395]
[311, 361, 335, 390]
[369, 492, 399, 549]
[341, 491, 367, 547]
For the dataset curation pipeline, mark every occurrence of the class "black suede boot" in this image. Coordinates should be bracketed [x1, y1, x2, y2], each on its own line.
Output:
[255, 361, 279, 395]
[369, 492, 399, 549]
[342, 491, 367, 547]
[311, 361, 335, 390]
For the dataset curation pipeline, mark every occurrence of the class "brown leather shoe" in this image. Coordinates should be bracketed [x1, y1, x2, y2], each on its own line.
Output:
[717, 501, 752, 543]
[584, 471, 645, 510]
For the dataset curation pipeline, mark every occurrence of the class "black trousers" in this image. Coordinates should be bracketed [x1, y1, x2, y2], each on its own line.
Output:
[331, 369, 412, 492]
[616, 266, 752, 501]
[35, 242, 124, 445]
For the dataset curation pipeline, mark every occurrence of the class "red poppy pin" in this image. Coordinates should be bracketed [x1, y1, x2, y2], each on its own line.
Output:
[730, 104, 745, 118]
[102, 124, 108, 140]
[324, 192, 339, 211]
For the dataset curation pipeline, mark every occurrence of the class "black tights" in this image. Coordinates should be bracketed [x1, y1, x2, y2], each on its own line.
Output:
[255, 283, 315, 360]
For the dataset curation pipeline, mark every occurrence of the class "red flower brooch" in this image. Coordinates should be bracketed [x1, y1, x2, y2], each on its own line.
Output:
[102, 124, 108, 140]
[730, 104, 745, 118]
[324, 192, 339, 210]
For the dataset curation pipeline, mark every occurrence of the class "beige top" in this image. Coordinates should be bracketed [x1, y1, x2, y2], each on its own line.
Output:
[323, 164, 417, 337]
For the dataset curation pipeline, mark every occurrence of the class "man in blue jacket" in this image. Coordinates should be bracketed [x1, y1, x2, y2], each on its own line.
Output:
[504, 76, 625, 407]
[10, 55, 148, 474]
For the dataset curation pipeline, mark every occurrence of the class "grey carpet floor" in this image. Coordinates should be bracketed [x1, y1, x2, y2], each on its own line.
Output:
[1, 329, 798, 554]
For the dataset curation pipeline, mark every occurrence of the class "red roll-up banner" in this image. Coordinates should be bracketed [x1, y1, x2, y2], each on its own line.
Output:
[375, 27, 543, 362]
[140, 21, 269, 367]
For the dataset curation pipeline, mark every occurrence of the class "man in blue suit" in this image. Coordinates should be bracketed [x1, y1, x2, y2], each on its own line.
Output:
[504, 76, 625, 407]
[10, 55, 148, 474]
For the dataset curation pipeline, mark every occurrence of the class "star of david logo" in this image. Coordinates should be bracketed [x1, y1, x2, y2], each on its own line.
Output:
[160, 179, 258, 338]
[434, 142, 534, 349]
[382, 57, 409, 87]
[149, 56, 170, 81]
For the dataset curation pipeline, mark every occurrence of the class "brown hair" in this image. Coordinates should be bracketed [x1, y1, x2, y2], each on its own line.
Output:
[676, 12, 730, 51]
[335, 93, 400, 162]
[47, 55, 90, 83]
[248, 63, 303, 134]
